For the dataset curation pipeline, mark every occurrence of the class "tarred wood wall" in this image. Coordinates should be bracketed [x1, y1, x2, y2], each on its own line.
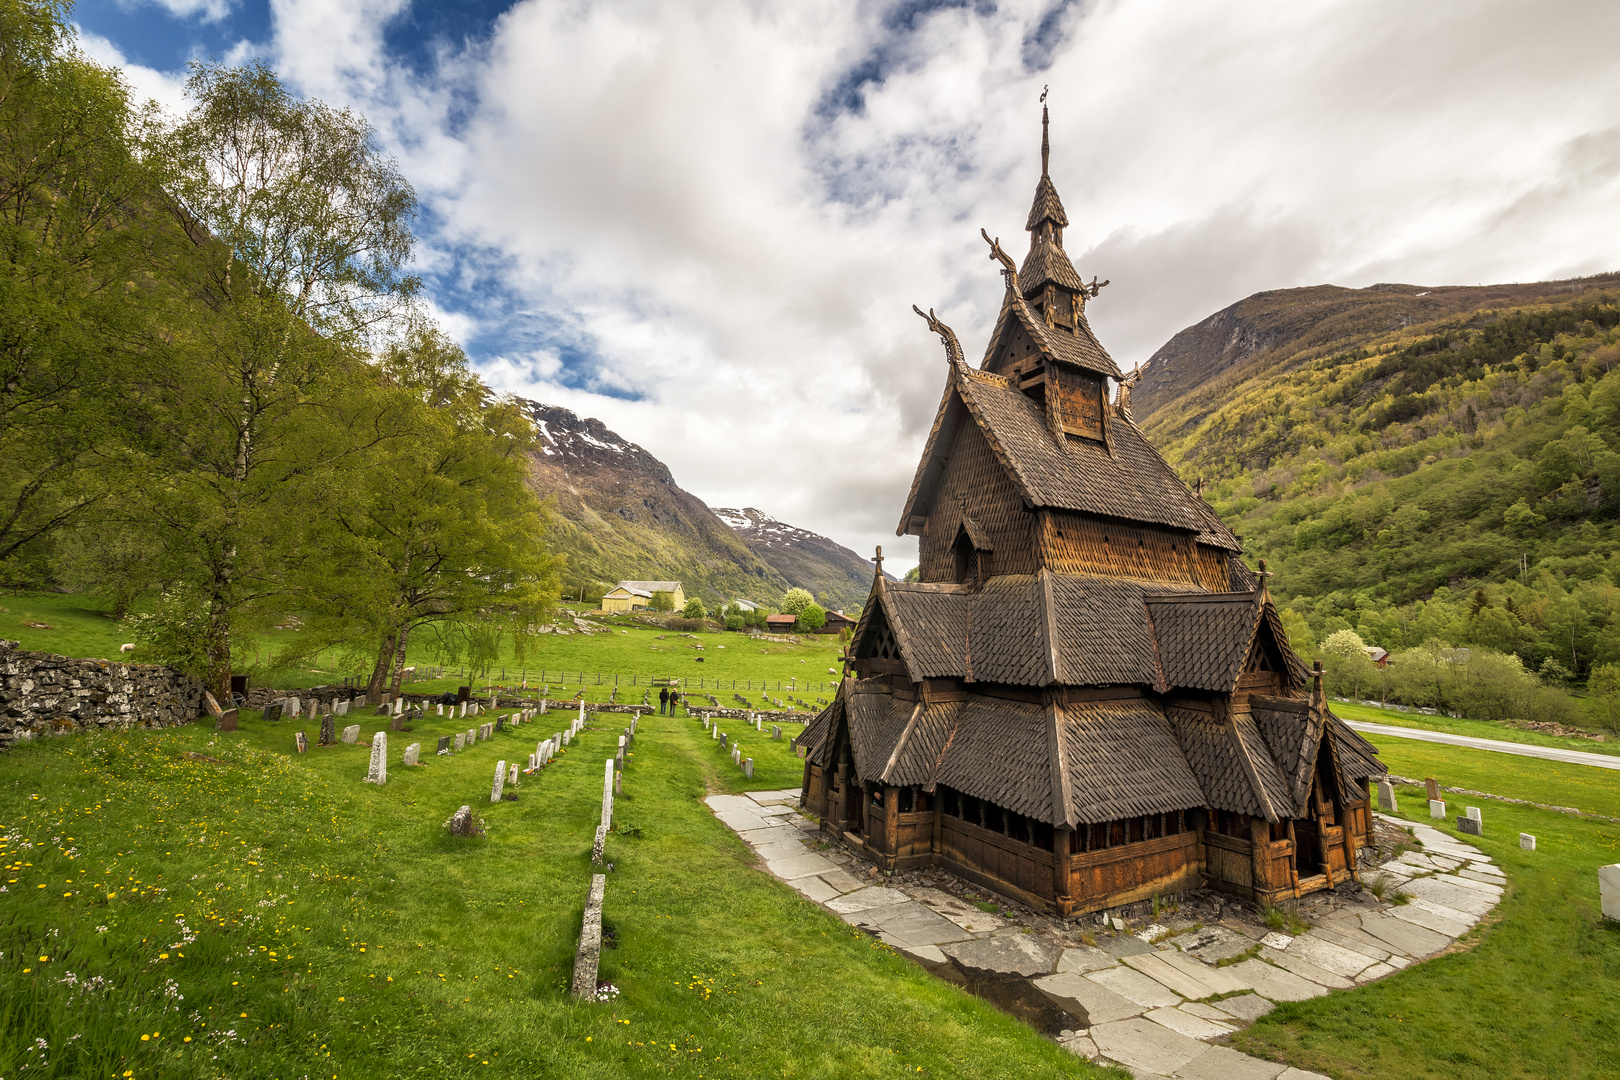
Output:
[919, 421, 1035, 582]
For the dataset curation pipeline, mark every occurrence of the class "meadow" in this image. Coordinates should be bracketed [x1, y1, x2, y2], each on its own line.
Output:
[0, 703, 1121, 1080]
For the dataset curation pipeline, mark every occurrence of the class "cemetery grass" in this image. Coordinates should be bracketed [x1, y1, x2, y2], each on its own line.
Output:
[1331, 701, 1620, 759]
[0, 709, 1121, 1080]
[0, 592, 846, 707]
[1232, 797, 1620, 1080]
[1361, 734, 1620, 820]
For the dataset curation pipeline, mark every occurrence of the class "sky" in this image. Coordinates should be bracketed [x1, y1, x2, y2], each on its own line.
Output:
[76, 0, 1620, 575]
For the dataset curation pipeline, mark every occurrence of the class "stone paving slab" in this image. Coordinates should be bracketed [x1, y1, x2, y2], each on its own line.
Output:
[753, 839, 810, 861]
[1209, 993, 1274, 1022]
[1354, 911, 1450, 957]
[1158, 951, 1251, 995]
[1394, 898, 1476, 936]
[714, 808, 770, 832]
[1356, 961, 1396, 982]
[1173, 1043, 1286, 1079]
[825, 886, 910, 913]
[1123, 952, 1221, 1000]
[1057, 945, 1119, 974]
[1401, 876, 1497, 915]
[1222, 959, 1328, 1002]
[943, 934, 1061, 976]
[1458, 867, 1504, 885]
[790, 876, 839, 903]
[1034, 971, 1143, 1026]
[861, 902, 975, 947]
[735, 826, 792, 845]
[1282, 933, 1380, 978]
[903, 886, 1010, 933]
[817, 868, 866, 893]
[1146, 1005, 1236, 1040]
[1303, 924, 1394, 961]
[1088, 965, 1184, 1009]
[1259, 947, 1355, 990]
[1091, 1017, 1209, 1076]
[763, 852, 841, 880]
[704, 794, 760, 813]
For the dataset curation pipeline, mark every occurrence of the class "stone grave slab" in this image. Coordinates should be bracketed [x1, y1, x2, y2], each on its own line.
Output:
[1601, 864, 1620, 920]
[203, 691, 224, 719]
[216, 709, 238, 731]
[1458, 816, 1482, 836]
[263, 703, 283, 722]
[1032, 972, 1142, 1026]
[1520, 833, 1537, 851]
[1090, 1016, 1208, 1076]
[295, 731, 308, 753]
[1086, 965, 1183, 1008]
[403, 743, 420, 767]
[491, 761, 506, 803]
[1428, 799, 1446, 818]
[364, 732, 387, 784]
[341, 725, 360, 744]
[319, 715, 335, 746]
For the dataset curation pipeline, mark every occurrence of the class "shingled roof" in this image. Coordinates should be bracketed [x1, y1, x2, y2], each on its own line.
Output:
[1020, 234, 1085, 294]
[899, 364, 1240, 550]
[1145, 592, 1264, 692]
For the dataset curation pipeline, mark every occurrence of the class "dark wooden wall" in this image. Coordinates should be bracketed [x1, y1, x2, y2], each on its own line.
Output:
[1037, 511, 1224, 589]
[919, 421, 1035, 582]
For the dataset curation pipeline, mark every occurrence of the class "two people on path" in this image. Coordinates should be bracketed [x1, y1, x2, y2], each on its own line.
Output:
[658, 685, 684, 716]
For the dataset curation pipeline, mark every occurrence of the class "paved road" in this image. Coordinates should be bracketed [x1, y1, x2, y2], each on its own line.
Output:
[1345, 720, 1620, 772]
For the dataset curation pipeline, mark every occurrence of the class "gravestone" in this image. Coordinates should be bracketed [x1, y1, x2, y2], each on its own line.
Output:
[508, 762, 519, 788]
[1466, 806, 1482, 822]
[458, 702, 467, 718]
[375, 703, 390, 716]
[1458, 815, 1481, 836]
[447, 805, 477, 837]
[335, 700, 349, 717]
[478, 723, 491, 740]
[528, 753, 537, 770]
[394, 698, 405, 716]
[491, 761, 506, 803]
[365, 732, 387, 785]
[306, 700, 319, 721]
[578, 701, 586, 725]
[341, 724, 360, 744]
[454, 732, 465, 750]
[1602, 865, 1620, 922]
[744, 757, 753, 779]
[562, 730, 571, 746]
[353, 694, 367, 709]
[1520, 833, 1536, 851]
[1429, 799, 1446, 818]
[1376, 780, 1397, 811]
[216, 708, 238, 731]
[797, 744, 806, 759]
[295, 730, 308, 753]
[403, 742, 420, 767]
[263, 702, 284, 723]
[540, 698, 547, 714]
[720, 732, 728, 748]
[203, 691, 223, 720]
[285, 695, 301, 717]
[457, 685, 471, 703]
[437, 735, 451, 756]
[712, 727, 719, 740]
[467, 728, 476, 746]
[496, 716, 507, 732]
[468, 704, 479, 717]
[1424, 777, 1440, 800]
[772, 724, 781, 740]
[601, 758, 615, 830]
[590, 825, 607, 867]
[319, 715, 335, 746]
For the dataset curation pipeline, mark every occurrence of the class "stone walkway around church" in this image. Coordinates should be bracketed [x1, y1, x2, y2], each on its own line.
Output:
[708, 793, 1504, 1080]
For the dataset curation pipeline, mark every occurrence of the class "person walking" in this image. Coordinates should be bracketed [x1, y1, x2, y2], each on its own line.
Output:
[658, 686, 670, 716]
[671, 689, 682, 716]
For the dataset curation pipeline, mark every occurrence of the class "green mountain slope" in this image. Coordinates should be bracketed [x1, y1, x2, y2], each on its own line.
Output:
[1137, 275, 1620, 677]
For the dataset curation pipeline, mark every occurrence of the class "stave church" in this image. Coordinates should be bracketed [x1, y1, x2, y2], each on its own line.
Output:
[799, 108, 1382, 917]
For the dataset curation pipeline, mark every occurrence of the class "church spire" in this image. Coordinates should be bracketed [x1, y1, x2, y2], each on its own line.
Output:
[1020, 95, 1082, 314]
[1041, 95, 1050, 177]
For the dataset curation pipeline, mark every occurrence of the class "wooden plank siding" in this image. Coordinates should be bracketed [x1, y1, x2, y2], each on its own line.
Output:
[1037, 511, 1229, 590]
[918, 422, 1036, 583]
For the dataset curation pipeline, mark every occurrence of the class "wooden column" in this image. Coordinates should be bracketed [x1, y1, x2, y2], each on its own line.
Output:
[1053, 826, 1076, 915]
[884, 786, 900, 856]
[1250, 817, 1272, 902]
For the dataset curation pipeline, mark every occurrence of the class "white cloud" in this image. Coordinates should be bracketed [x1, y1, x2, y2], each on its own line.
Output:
[76, 30, 190, 118]
[147, 0, 1620, 574]
[118, 0, 234, 25]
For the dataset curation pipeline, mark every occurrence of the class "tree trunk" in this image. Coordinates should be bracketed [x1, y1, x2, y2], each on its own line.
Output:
[366, 630, 398, 699]
[204, 560, 233, 704]
[388, 622, 412, 695]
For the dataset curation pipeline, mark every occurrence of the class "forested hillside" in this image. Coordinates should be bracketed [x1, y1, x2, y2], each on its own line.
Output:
[1141, 278, 1620, 706]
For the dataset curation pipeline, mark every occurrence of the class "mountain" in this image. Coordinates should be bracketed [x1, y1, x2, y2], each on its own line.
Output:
[1130, 273, 1620, 677]
[520, 401, 793, 604]
[711, 507, 880, 613]
[1134, 275, 1620, 427]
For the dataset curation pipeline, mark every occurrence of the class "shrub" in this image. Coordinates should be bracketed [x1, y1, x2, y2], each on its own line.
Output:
[649, 591, 675, 612]
[663, 616, 706, 632]
[780, 587, 813, 615]
[724, 615, 744, 632]
[681, 597, 706, 619]
[799, 603, 826, 632]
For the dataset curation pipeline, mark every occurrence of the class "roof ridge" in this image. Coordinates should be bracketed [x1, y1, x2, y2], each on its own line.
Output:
[1048, 700, 1077, 828]
[1226, 705, 1280, 822]
[880, 699, 925, 784]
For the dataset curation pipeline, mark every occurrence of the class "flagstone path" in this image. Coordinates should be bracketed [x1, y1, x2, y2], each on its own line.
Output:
[709, 793, 1504, 1080]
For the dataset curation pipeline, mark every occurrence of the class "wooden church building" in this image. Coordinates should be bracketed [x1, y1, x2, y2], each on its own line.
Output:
[799, 110, 1382, 917]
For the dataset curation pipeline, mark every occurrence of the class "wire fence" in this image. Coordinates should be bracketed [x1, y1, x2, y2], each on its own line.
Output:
[384, 666, 834, 695]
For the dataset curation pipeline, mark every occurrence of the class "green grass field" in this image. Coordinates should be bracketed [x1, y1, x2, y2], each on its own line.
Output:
[0, 706, 1121, 1080]
[0, 592, 847, 706]
[1237, 795, 1620, 1078]
[1332, 700, 1620, 758]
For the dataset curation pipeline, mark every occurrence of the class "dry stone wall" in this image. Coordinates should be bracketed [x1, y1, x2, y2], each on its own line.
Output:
[0, 640, 202, 750]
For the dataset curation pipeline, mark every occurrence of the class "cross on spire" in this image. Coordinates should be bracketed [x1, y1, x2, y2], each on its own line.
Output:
[873, 545, 884, 573]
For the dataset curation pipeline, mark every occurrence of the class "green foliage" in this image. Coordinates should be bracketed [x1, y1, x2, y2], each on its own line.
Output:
[1588, 662, 1620, 735]
[780, 587, 813, 615]
[648, 591, 675, 613]
[798, 603, 826, 632]
[681, 597, 706, 619]
[124, 586, 213, 678]
[903, 565, 921, 582]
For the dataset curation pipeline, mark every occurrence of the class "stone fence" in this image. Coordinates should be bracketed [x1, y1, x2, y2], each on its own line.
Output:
[0, 640, 203, 751]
